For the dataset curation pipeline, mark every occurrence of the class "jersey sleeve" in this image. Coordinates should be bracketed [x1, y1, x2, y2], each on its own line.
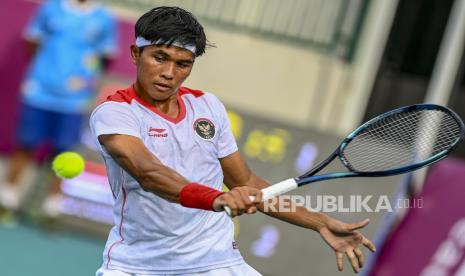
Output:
[23, 1, 51, 42]
[214, 99, 238, 158]
[90, 102, 141, 144]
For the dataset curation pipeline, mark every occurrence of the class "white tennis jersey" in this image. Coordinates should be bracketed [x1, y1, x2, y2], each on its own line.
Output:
[90, 85, 244, 274]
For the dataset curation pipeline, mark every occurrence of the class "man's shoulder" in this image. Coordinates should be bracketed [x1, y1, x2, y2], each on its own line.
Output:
[179, 86, 205, 98]
[104, 87, 135, 104]
[179, 86, 223, 105]
[91, 86, 136, 115]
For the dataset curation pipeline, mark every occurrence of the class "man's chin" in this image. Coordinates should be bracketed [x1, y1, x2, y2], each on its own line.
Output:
[150, 89, 177, 101]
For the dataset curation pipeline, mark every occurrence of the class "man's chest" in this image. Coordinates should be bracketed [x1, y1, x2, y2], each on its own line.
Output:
[138, 110, 221, 164]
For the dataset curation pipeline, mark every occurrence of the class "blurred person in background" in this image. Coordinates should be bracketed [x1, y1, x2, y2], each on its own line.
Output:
[0, 0, 117, 217]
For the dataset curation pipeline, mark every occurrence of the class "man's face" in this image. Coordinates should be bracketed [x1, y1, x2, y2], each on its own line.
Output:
[131, 44, 194, 102]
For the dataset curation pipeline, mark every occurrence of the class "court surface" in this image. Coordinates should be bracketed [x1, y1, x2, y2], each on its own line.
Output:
[0, 221, 105, 276]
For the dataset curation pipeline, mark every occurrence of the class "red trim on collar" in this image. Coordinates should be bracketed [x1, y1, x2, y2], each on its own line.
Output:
[131, 85, 186, 124]
[106, 85, 206, 124]
[178, 86, 205, 98]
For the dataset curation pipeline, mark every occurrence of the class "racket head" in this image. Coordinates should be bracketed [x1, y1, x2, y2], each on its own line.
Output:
[338, 104, 464, 176]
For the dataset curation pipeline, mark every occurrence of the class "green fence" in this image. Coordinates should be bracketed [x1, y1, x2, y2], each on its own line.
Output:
[102, 0, 369, 61]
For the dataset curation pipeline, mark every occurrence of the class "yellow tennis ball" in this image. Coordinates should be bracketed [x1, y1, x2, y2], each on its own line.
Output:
[52, 152, 85, 179]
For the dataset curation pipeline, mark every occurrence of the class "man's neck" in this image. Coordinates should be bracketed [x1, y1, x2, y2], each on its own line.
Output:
[134, 83, 180, 119]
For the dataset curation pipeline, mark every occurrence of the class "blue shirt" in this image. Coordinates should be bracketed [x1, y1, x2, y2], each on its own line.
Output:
[22, 0, 117, 114]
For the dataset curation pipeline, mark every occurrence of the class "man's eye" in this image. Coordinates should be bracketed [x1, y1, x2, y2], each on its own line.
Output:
[154, 56, 165, 61]
[177, 62, 190, 68]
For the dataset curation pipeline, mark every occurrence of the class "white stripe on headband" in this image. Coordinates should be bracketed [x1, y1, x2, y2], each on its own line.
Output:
[135, 36, 197, 55]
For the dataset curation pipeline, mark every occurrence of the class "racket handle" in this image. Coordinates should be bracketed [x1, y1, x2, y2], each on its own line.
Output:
[261, 178, 298, 200]
[223, 178, 298, 216]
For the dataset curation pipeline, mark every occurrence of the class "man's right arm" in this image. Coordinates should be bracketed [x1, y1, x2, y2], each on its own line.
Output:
[99, 134, 188, 202]
[98, 133, 261, 215]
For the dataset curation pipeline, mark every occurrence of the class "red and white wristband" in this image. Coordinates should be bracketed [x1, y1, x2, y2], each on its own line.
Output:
[179, 183, 224, 211]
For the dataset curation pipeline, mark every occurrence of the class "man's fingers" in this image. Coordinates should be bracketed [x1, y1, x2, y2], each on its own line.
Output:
[346, 250, 360, 273]
[347, 219, 370, 231]
[362, 236, 376, 252]
[354, 247, 364, 268]
[223, 187, 263, 217]
[250, 189, 262, 203]
[230, 190, 246, 211]
[247, 206, 257, 214]
[336, 252, 344, 272]
[237, 188, 254, 206]
[226, 201, 238, 217]
[224, 195, 243, 217]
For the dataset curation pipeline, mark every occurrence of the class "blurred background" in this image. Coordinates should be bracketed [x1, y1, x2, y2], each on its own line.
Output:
[0, 0, 464, 275]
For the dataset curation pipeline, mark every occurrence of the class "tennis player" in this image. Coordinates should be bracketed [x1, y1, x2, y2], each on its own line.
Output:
[91, 7, 376, 276]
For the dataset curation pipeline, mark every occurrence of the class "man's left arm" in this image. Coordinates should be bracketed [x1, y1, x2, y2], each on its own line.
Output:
[220, 151, 376, 273]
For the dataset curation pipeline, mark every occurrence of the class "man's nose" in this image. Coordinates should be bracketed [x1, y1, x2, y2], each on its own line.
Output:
[160, 62, 175, 80]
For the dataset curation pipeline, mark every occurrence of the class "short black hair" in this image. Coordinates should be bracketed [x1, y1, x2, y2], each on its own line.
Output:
[135, 6, 212, 57]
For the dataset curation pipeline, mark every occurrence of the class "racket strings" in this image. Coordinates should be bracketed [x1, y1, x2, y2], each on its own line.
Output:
[341, 109, 462, 172]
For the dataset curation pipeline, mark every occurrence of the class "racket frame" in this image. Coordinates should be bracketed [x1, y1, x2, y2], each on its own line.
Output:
[296, 104, 465, 187]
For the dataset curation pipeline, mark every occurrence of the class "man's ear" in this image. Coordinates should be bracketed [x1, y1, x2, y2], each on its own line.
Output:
[130, 45, 140, 65]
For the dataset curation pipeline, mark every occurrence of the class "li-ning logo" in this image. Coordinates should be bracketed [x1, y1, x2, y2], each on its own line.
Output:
[148, 127, 168, 137]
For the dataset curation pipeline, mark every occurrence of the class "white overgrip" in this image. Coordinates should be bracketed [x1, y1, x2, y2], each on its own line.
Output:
[261, 178, 298, 200]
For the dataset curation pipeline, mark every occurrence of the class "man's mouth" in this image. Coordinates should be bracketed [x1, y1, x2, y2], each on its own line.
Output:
[154, 82, 172, 92]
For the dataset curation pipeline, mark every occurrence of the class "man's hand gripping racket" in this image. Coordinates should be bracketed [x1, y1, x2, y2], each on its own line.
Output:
[224, 104, 465, 216]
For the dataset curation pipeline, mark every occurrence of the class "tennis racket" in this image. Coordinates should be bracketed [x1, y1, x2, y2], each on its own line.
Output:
[224, 104, 464, 215]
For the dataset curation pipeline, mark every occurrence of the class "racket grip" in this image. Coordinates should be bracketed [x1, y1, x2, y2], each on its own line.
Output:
[223, 178, 298, 216]
[261, 178, 298, 200]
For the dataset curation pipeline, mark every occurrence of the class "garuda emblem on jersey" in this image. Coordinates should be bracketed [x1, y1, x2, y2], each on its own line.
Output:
[194, 118, 216, 140]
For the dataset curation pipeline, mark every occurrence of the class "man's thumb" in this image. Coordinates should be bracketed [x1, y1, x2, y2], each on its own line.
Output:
[347, 218, 370, 231]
